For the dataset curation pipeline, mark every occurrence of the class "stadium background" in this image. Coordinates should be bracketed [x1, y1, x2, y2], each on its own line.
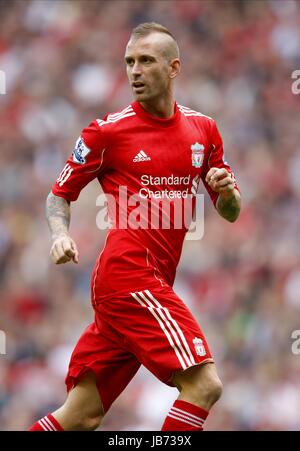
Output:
[1, 0, 300, 431]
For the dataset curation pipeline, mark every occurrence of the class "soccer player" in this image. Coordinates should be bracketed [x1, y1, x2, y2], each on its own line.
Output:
[29, 23, 241, 432]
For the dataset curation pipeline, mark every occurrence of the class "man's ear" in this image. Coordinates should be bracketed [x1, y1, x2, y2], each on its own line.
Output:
[169, 59, 181, 79]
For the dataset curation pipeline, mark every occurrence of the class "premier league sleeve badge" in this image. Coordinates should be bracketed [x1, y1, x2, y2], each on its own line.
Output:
[72, 137, 91, 164]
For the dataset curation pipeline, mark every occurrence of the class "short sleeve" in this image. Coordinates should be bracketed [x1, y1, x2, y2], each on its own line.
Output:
[52, 119, 109, 202]
[201, 120, 239, 206]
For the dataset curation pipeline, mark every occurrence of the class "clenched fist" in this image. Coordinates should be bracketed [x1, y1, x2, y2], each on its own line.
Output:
[205, 167, 235, 194]
[50, 234, 79, 264]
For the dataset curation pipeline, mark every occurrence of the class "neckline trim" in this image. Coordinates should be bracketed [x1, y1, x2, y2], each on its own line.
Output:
[131, 101, 181, 127]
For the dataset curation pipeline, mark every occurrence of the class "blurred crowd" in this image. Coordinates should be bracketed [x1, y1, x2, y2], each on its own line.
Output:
[1, 0, 300, 431]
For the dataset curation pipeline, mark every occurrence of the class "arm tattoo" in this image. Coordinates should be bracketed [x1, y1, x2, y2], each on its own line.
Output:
[216, 191, 241, 222]
[46, 192, 71, 239]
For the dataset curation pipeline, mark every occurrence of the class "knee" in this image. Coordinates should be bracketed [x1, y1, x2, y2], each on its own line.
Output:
[190, 376, 223, 407]
[204, 377, 223, 405]
[177, 370, 223, 408]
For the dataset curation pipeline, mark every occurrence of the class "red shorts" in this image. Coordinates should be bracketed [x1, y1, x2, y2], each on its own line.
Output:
[65, 284, 214, 412]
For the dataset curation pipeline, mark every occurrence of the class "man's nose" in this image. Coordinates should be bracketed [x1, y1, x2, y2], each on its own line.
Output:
[132, 62, 142, 76]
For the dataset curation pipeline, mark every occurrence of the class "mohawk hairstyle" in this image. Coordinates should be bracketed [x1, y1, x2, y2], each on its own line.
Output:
[130, 22, 180, 60]
[131, 22, 176, 40]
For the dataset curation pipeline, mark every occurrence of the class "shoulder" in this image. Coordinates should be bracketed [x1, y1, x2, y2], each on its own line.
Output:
[79, 104, 136, 151]
[178, 105, 220, 139]
[178, 104, 214, 123]
[95, 104, 136, 130]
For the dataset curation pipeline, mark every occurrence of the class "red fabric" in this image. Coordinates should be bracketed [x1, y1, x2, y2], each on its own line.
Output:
[28, 413, 64, 431]
[52, 101, 239, 300]
[161, 399, 209, 431]
[28, 422, 44, 431]
[65, 285, 214, 413]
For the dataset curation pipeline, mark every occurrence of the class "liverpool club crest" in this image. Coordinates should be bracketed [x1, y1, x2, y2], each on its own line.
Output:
[193, 337, 206, 356]
[191, 142, 205, 168]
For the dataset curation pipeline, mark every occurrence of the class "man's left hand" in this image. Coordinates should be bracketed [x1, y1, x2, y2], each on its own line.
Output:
[205, 167, 235, 195]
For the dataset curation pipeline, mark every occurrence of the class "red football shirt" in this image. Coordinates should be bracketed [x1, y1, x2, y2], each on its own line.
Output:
[52, 102, 239, 301]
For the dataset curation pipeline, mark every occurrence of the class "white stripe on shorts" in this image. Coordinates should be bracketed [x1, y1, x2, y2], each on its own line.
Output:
[130, 290, 196, 370]
[144, 290, 196, 366]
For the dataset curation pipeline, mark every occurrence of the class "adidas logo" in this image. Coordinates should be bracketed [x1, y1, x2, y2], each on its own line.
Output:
[133, 150, 151, 162]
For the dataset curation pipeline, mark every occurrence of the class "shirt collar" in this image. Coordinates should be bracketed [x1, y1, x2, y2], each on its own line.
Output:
[131, 101, 181, 127]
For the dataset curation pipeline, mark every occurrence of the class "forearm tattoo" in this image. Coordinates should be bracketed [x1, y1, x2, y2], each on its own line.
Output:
[46, 192, 71, 238]
[216, 192, 241, 222]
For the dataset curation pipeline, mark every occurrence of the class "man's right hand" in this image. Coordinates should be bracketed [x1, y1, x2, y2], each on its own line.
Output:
[50, 234, 79, 264]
